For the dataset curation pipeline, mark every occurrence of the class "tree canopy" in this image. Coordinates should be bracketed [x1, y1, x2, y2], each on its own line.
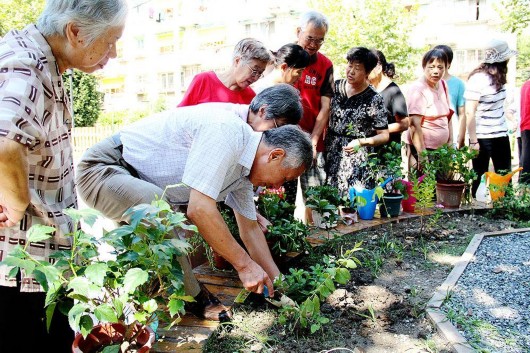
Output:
[0, 0, 44, 36]
[308, 0, 424, 84]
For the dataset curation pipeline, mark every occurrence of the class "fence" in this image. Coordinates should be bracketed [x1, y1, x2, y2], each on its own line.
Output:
[72, 125, 121, 161]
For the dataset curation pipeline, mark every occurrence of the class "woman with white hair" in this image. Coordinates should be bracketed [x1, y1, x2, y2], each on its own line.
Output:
[0, 1, 127, 351]
[465, 39, 518, 196]
[179, 38, 272, 106]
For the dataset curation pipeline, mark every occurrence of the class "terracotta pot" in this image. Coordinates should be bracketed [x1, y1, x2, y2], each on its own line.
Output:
[436, 181, 465, 208]
[72, 322, 155, 353]
[212, 251, 233, 270]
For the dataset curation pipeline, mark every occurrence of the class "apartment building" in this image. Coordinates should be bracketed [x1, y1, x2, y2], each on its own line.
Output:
[98, 0, 515, 112]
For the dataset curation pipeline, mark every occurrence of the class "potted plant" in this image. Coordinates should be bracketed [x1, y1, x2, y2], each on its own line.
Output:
[256, 188, 311, 260]
[378, 142, 408, 218]
[0, 200, 195, 353]
[304, 185, 342, 230]
[423, 144, 478, 208]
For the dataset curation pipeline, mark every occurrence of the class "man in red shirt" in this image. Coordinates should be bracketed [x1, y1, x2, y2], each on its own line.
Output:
[293, 10, 334, 223]
[520, 79, 530, 184]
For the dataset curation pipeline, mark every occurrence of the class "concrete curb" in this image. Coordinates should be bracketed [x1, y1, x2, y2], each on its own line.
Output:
[425, 227, 530, 353]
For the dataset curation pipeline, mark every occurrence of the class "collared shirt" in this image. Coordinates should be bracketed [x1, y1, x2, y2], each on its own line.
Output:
[120, 104, 262, 220]
[0, 25, 75, 291]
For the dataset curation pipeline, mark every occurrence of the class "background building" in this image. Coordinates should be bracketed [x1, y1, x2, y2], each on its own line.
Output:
[97, 0, 517, 113]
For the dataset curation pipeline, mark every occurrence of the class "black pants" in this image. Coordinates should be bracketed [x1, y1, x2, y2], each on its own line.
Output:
[472, 136, 512, 196]
[0, 282, 73, 353]
[521, 130, 530, 184]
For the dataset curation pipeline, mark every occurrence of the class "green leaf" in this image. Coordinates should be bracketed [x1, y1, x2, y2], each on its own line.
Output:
[45, 302, 57, 332]
[334, 268, 351, 284]
[142, 299, 158, 314]
[310, 323, 320, 333]
[169, 238, 191, 254]
[1, 256, 35, 274]
[26, 225, 55, 243]
[79, 314, 95, 338]
[168, 298, 185, 317]
[101, 345, 121, 353]
[68, 303, 89, 332]
[123, 268, 148, 293]
[63, 208, 101, 227]
[94, 304, 119, 323]
[85, 262, 108, 286]
[67, 276, 92, 298]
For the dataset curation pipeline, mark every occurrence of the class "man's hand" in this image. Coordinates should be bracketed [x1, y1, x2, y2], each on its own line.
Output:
[235, 258, 274, 296]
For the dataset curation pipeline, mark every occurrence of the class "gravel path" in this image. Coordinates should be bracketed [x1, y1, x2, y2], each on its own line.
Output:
[442, 231, 530, 353]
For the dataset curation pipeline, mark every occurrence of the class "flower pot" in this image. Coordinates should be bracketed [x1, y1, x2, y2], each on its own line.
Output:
[435, 181, 466, 208]
[212, 251, 233, 270]
[339, 206, 358, 225]
[349, 187, 378, 220]
[400, 176, 425, 213]
[311, 210, 338, 229]
[379, 193, 403, 218]
[72, 322, 155, 353]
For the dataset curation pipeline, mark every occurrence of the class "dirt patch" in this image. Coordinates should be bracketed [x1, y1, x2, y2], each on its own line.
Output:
[204, 210, 520, 353]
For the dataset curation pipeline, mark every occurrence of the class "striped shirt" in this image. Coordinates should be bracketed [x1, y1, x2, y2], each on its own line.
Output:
[0, 25, 76, 291]
[464, 72, 509, 139]
[120, 105, 261, 220]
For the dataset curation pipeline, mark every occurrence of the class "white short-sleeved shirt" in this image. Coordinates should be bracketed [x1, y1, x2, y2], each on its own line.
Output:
[120, 105, 261, 220]
[464, 72, 508, 139]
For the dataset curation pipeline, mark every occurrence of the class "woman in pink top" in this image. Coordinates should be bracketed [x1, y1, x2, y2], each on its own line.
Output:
[179, 38, 272, 107]
[406, 48, 453, 171]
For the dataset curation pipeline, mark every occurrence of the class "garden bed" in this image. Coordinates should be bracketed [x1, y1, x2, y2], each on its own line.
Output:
[202, 210, 526, 353]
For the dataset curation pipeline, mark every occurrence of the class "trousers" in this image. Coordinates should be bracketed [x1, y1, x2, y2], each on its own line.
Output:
[75, 135, 201, 296]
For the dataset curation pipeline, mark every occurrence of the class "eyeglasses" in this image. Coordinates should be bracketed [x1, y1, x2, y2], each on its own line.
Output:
[304, 35, 325, 46]
[246, 63, 264, 79]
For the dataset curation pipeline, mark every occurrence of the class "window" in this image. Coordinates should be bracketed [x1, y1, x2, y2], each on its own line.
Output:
[159, 72, 175, 92]
[181, 65, 201, 89]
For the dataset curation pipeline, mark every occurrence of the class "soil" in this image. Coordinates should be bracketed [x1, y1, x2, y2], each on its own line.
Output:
[204, 209, 523, 353]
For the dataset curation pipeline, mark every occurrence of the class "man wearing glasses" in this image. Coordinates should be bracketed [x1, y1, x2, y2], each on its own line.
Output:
[292, 10, 334, 224]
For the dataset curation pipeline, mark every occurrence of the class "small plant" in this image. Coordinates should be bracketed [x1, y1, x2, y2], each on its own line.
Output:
[275, 244, 363, 334]
[265, 217, 311, 256]
[0, 200, 195, 351]
[410, 167, 437, 235]
[256, 187, 295, 222]
[423, 144, 477, 184]
[305, 185, 343, 232]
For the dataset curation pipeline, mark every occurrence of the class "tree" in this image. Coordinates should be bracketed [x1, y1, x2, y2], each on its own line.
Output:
[495, 0, 530, 85]
[308, 0, 424, 84]
[63, 70, 104, 127]
[0, 0, 45, 36]
[497, 0, 530, 35]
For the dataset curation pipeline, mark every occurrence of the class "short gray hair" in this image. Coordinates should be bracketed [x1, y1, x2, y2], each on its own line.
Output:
[262, 126, 312, 170]
[299, 10, 329, 32]
[37, 0, 128, 46]
[249, 84, 303, 125]
[233, 38, 272, 64]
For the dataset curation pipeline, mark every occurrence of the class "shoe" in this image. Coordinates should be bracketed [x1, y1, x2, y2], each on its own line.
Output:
[185, 284, 232, 322]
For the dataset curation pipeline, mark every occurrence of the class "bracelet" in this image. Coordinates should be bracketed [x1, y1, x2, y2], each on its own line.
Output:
[469, 141, 478, 145]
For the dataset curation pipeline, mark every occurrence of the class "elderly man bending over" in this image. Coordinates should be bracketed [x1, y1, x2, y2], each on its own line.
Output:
[75, 104, 312, 322]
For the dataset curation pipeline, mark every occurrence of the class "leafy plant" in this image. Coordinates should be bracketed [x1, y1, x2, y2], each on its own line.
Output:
[0, 200, 195, 351]
[256, 187, 295, 223]
[410, 168, 437, 235]
[266, 217, 311, 256]
[274, 244, 363, 334]
[423, 144, 478, 184]
[305, 185, 343, 232]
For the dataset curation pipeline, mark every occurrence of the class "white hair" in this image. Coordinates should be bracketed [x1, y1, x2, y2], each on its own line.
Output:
[298, 10, 329, 32]
[37, 0, 128, 46]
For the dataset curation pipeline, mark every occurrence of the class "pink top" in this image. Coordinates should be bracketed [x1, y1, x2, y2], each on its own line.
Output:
[521, 80, 530, 132]
[406, 78, 451, 149]
[178, 71, 256, 107]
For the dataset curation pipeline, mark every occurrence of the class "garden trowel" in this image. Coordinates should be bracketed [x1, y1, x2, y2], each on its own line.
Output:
[234, 286, 296, 308]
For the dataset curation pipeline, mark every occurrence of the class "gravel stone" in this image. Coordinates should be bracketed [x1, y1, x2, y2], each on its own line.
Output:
[442, 232, 530, 352]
